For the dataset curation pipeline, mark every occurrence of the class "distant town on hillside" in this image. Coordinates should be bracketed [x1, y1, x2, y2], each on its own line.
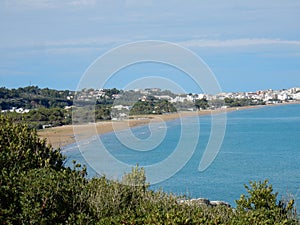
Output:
[1, 86, 299, 129]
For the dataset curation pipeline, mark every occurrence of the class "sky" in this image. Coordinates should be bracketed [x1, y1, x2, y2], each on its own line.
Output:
[1, 0, 300, 93]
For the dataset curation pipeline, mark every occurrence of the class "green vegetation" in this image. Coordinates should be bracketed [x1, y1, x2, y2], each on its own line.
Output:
[194, 97, 209, 110]
[7, 107, 72, 129]
[130, 97, 177, 115]
[224, 97, 265, 107]
[0, 114, 298, 224]
[1, 86, 179, 128]
[0, 86, 117, 128]
[233, 180, 297, 224]
[1, 86, 272, 129]
[0, 86, 73, 110]
[0, 86, 75, 129]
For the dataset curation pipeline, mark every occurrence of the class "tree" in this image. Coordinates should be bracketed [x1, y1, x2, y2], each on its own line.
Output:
[0, 115, 93, 224]
[122, 165, 148, 188]
[130, 98, 176, 115]
[0, 115, 64, 222]
[1, 114, 298, 224]
[194, 97, 209, 110]
[0, 86, 73, 110]
[0, 115, 64, 173]
[234, 180, 297, 224]
[19, 167, 91, 224]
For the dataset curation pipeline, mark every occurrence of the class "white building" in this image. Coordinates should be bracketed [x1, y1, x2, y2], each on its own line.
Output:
[293, 92, 300, 100]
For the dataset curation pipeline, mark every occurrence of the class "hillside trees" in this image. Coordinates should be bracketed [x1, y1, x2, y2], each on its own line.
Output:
[194, 97, 209, 110]
[224, 97, 265, 107]
[130, 98, 177, 115]
[0, 86, 73, 110]
[4, 107, 72, 129]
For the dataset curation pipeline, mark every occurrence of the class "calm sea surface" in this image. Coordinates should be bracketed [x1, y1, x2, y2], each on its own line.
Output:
[63, 103, 300, 208]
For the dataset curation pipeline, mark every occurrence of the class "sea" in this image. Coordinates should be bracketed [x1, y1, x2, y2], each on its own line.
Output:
[63, 103, 300, 208]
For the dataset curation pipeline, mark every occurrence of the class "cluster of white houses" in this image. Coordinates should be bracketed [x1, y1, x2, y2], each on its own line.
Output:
[214, 87, 300, 103]
[2, 87, 300, 114]
[74, 87, 300, 104]
[1, 107, 30, 114]
[110, 87, 300, 114]
[133, 87, 300, 104]
[75, 89, 106, 101]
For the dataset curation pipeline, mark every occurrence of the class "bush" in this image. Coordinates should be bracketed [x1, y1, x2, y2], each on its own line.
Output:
[19, 167, 92, 224]
[0, 115, 63, 223]
[87, 166, 150, 221]
[0, 115, 64, 173]
[0, 115, 94, 224]
[233, 180, 298, 224]
[0, 114, 298, 224]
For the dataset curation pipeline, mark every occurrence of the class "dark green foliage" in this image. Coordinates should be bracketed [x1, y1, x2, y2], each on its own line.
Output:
[26, 107, 72, 127]
[72, 105, 111, 124]
[173, 101, 195, 111]
[0, 86, 73, 110]
[0, 85, 74, 128]
[234, 180, 298, 224]
[87, 166, 150, 222]
[224, 97, 265, 107]
[3, 107, 72, 129]
[0, 115, 56, 222]
[0, 114, 298, 224]
[0, 115, 93, 224]
[95, 105, 111, 120]
[0, 115, 64, 173]
[95, 97, 114, 105]
[103, 88, 120, 98]
[19, 167, 92, 224]
[130, 98, 177, 115]
[194, 97, 209, 110]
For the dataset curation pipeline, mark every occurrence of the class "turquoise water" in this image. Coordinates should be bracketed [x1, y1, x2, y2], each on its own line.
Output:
[63, 104, 300, 208]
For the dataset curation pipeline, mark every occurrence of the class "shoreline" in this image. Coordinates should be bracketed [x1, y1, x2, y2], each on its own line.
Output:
[38, 102, 299, 149]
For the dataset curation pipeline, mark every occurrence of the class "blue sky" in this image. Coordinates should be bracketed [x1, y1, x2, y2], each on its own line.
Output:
[1, 0, 300, 93]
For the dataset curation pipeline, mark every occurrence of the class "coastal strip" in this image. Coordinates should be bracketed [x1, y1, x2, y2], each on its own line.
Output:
[38, 103, 297, 149]
[38, 110, 215, 149]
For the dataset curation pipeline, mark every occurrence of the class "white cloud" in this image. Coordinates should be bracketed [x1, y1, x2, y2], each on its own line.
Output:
[2, 0, 97, 10]
[1, 37, 133, 57]
[66, 0, 96, 7]
[44, 38, 300, 51]
[4, 37, 300, 57]
[0, 37, 129, 49]
[42, 37, 129, 48]
[38, 46, 97, 55]
[179, 38, 300, 48]
[125, 0, 154, 7]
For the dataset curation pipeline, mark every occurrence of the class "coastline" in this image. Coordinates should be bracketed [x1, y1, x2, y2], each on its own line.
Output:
[38, 102, 299, 149]
[39, 110, 216, 149]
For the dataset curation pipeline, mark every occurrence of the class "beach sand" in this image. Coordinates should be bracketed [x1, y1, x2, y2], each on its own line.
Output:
[38, 103, 290, 149]
[38, 110, 213, 149]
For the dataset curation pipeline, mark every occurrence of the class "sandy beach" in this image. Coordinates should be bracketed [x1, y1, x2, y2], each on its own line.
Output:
[38, 110, 216, 149]
[38, 103, 296, 149]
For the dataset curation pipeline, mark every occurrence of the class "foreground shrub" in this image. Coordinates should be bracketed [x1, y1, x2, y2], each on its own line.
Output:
[0, 114, 299, 224]
[87, 166, 154, 222]
[0, 116, 64, 173]
[0, 115, 94, 224]
[87, 167, 235, 224]
[233, 180, 298, 225]
[19, 167, 93, 224]
[0, 115, 61, 223]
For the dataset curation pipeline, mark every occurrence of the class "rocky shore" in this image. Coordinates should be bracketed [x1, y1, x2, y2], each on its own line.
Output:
[180, 198, 231, 208]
